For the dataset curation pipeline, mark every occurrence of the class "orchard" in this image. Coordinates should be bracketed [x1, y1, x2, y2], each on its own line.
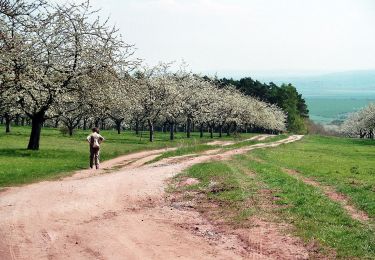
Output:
[0, 0, 287, 150]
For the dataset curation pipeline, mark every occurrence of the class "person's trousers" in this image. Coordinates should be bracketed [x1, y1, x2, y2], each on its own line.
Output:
[90, 147, 100, 169]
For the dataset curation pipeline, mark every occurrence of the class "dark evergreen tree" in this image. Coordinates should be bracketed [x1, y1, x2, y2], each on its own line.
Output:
[212, 77, 309, 133]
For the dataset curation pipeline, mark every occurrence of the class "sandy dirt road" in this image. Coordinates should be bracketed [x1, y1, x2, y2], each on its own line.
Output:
[0, 135, 305, 260]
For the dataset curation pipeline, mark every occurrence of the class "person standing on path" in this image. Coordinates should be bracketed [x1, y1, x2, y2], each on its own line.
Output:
[87, 127, 105, 169]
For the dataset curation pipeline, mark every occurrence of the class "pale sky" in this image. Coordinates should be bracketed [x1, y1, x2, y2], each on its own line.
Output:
[90, 0, 375, 75]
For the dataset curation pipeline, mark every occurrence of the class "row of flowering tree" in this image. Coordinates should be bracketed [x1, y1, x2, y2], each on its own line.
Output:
[341, 103, 375, 139]
[0, 0, 286, 150]
[125, 64, 286, 142]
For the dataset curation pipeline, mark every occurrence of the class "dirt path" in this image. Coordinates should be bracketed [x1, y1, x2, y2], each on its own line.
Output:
[0, 135, 304, 260]
[207, 134, 275, 146]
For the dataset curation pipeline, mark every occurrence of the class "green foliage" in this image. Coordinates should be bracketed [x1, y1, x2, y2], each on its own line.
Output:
[215, 77, 309, 133]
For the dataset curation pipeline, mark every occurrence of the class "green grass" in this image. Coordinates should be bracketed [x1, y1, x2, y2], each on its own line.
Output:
[172, 161, 258, 224]
[0, 125, 255, 187]
[244, 157, 375, 258]
[171, 135, 375, 258]
[250, 135, 375, 218]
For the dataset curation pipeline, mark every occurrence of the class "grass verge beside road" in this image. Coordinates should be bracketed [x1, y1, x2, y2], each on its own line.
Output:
[170, 135, 375, 258]
[250, 135, 375, 218]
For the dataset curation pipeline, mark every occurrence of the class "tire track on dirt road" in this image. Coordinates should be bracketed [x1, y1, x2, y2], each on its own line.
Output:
[0, 135, 304, 260]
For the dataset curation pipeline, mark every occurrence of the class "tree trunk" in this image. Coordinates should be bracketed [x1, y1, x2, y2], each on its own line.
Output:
[5, 115, 11, 133]
[170, 122, 175, 141]
[209, 126, 213, 138]
[94, 118, 100, 127]
[135, 120, 140, 135]
[83, 118, 87, 130]
[226, 123, 231, 136]
[54, 118, 59, 128]
[14, 115, 19, 126]
[21, 117, 25, 126]
[148, 119, 154, 142]
[68, 126, 73, 136]
[219, 125, 223, 138]
[200, 123, 204, 138]
[186, 117, 192, 138]
[359, 129, 366, 138]
[27, 113, 45, 150]
[115, 120, 122, 134]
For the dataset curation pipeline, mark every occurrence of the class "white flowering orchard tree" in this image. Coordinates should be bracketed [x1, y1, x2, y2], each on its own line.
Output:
[214, 86, 245, 137]
[0, 0, 42, 133]
[0, 0, 136, 149]
[106, 74, 134, 134]
[127, 88, 146, 135]
[180, 76, 215, 138]
[0, 81, 22, 132]
[341, 103, 375, 139]
[161, 76, 186, 140]
[52, 91, 87, 136]
[267, 104, 287, 133]
[201, 86, 222, 138]
[132, 64, 172, 142]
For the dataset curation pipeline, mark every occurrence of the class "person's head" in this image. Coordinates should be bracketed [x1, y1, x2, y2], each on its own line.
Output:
[92, 127, 99, 133]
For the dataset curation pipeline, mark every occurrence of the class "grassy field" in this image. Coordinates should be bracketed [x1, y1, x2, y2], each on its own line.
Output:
[171, 135, 375, 258]
[0, 125, 254, 187]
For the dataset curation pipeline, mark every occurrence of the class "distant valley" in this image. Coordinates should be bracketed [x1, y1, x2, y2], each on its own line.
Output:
[257, 70, 375, 124]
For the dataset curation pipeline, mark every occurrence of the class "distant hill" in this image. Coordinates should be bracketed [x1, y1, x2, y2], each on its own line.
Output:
[255, 70, 375, 124]
[205, 70, 375, 124]
[256, 70, 375, 97]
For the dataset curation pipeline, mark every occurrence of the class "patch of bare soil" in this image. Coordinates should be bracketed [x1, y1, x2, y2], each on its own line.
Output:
[283, 168, 370, 222]
[206, 134, 276, 147]
[207, 140, 236, 146]
[246, 134, 275, 142]
[201, 148, 222, 155]
[173, 195, 314, 259]
[0, 231, 11, 260]
[0, 135, 304, 259]
[235, 218, 309, 259]
[177, 178, 200, 187]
